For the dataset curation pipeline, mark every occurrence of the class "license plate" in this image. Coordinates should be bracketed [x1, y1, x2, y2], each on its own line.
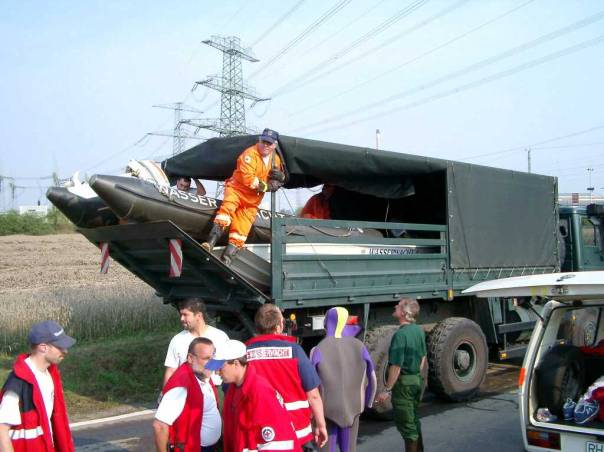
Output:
[587, 441, 604, 452]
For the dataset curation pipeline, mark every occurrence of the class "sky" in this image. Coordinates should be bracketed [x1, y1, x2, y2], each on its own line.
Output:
[1, 0, 603, 210]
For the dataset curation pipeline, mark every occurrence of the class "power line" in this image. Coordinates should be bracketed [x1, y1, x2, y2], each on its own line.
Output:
[536, 159, 604, 176]
[287, 0, 535, 117]
[532, 141, 604, 150]
[248, 0, 307, 48]
[295, 9, 604, 133]
[272, 0, 468, 98]
[270, 0, 431, 98]
[0, 175, 53, 181]
[84, 135, 150, 173]
[249, 0, 352, 80]
[219, 1, 249, 32]
[297, 33, 604, 136]
[461, 124, 604, 161]
[301, 0, 389, 55]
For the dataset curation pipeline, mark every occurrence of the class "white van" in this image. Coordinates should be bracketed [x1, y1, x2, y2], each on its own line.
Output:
[464, 271, 604, 452]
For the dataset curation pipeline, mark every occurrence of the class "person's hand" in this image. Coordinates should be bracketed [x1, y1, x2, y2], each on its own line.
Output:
[268, 179, 283, 192]
[269, 169, 286, 183]
[375, 391, 391, 404]
[256, 180, 268, 193]
[314, 424, 328, 448]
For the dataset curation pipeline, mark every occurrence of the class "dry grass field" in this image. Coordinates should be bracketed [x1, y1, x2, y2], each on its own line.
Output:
[0, 233, 179, 418]
[0, 233, 175, 351]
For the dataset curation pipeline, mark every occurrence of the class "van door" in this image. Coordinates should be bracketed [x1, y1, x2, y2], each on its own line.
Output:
[523, 303, 604, 451]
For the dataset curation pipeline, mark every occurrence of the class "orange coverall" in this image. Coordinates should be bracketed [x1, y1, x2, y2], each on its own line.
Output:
[301, 193, 331, 219]
[214, 144, 283, 248]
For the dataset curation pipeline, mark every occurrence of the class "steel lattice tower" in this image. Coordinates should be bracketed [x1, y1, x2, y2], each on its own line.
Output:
[190, 36, 267, 137]
[151, 103, 205, 155]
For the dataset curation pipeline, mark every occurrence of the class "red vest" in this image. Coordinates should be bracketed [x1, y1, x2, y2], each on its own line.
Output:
[0, 353, 74, 452]
[246, 334, 313, 444]
[162, 363, 218, 452]
[223, 365, 299, 452]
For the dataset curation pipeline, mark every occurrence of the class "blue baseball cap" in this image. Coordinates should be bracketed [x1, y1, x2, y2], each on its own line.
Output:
[28, 320, 76, 349]
[259, 128, 279, 144]
[205, 339, 247, 371]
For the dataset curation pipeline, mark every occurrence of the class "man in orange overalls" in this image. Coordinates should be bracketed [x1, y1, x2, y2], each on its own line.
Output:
[202, 128, 285, 265]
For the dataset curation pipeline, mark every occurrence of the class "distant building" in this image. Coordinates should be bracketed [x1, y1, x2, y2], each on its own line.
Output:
[559, 193, 604, 206]
[18, 205, 49, 216]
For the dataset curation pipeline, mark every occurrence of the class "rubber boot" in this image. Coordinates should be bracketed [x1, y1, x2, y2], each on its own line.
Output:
[221, 244, 239, 266]
[404, 440, 418, 452]
[202, 223, 225, 252]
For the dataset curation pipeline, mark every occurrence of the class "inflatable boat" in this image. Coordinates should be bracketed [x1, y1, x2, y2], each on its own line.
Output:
[87, 173, 383, 245]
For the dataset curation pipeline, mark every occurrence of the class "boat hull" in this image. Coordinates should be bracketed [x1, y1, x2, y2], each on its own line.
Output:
[46, 186, 119, 228]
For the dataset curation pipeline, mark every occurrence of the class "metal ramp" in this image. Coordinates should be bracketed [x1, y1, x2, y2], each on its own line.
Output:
[78, 221, 270, 311]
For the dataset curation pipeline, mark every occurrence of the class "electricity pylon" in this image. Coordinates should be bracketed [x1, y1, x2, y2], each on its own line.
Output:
[151, 103, 205, 156]
[187, 35, 268, 137]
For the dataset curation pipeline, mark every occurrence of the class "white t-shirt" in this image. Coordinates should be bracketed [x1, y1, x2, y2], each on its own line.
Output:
[0, 357, 55, 436]
[155, 376, 221, 446]
[164, 326, 229, 369]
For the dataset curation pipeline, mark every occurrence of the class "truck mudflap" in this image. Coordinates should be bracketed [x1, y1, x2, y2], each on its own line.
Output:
[78, 221, 270, 308]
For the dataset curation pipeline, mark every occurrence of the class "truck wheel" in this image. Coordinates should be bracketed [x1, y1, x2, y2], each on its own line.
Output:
[535, 345, 584, 416]
[427, 317, 488, 402]
[364, 325, 399, 419]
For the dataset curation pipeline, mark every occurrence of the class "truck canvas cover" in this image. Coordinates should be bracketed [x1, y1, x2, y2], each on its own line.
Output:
[163, 134, 558, 269]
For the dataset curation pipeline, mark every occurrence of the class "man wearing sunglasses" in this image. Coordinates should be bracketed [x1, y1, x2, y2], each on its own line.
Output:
[202, 128, 286, 266]
[154, 337, 221, 452]
[0, 320, 76, 452]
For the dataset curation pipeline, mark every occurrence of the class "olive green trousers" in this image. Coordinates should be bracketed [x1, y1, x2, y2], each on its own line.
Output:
[392, 374, 423, 441]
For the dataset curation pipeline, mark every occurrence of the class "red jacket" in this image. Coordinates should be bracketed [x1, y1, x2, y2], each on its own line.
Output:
[223, 365, 299, 452]
[0, 353, 74, 452]
[301, 194, 330, 220]
[162, 363, 219, 452]
[246, 334, 320, 444]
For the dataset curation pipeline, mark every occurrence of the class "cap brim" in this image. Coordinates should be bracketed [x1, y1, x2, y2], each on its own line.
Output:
[51, 335, 76, 349]
[205, 359, 226, 371]
[259, 136, 276, 144]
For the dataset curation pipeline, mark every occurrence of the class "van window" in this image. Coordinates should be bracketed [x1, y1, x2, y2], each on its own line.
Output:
[582, 218, 601, 247]
[559, 218, 569, 237]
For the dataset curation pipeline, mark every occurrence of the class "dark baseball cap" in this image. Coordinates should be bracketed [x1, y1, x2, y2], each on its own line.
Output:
[28, 321, 76, 349]
[259, 128, 279, 144]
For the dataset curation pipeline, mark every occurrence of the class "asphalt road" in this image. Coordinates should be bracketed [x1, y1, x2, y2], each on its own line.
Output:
[72, 362, 524, 451]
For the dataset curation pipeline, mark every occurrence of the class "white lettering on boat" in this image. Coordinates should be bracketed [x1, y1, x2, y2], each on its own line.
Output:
[257, 209, 286, 220]
[369, 247, 417, 255]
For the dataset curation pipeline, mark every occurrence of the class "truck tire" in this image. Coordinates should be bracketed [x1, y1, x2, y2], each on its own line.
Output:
[427, 317, 488, 402]
[572, 309, 598, 346]
[364, 325, 399, 419]
[535, 344, 584, 417]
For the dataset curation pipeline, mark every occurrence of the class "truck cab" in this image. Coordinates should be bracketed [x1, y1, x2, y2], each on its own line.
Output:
[560, 204, 604, 272]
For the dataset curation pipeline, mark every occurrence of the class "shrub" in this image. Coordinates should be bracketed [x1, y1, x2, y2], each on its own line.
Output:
[0, 208, 74, 236]
[0, 211, 54, 235]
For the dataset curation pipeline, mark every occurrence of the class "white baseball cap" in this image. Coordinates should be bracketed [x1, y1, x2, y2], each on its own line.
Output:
[205, 339, 247, 371]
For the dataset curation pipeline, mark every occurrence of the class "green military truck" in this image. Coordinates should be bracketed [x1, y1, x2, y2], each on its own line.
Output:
[77, 135, 604, 406]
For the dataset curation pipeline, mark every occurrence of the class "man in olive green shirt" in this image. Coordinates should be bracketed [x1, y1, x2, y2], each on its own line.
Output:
[375, 298, 426, 452]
